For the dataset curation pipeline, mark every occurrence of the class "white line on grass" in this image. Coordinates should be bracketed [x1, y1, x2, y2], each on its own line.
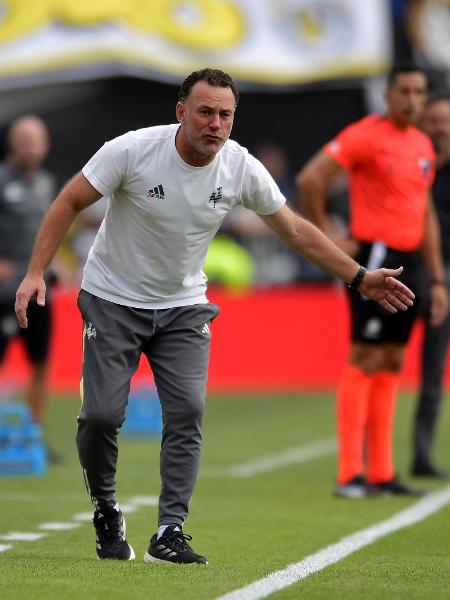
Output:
[203, 437, 335, 478]
[128, 495, 159, 506]
[0, 533, 47, 542]
[217, 485, 450, 600]
[39, 522, 81, 531]
[72, 512, 94, 522]
[0, 492, 87, 502]
[0, 494, 159, 553]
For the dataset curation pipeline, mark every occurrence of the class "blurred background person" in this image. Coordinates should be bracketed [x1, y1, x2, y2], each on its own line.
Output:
[297, 64, 448, 498]
[0, 115, 62, 461]
[412, 90, 450, 478]
[222, 142, 325, 285]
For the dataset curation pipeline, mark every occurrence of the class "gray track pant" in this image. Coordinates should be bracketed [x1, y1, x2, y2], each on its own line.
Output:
[76, 290, 219, 526]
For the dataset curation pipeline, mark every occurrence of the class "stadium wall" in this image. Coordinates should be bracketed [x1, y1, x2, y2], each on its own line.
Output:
[3, 285, 431, 394]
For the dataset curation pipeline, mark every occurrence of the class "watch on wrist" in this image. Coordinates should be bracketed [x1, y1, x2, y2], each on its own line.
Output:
[348, 265, 367, 291]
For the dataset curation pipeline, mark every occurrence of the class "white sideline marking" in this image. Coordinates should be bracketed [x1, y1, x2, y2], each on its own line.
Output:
[117, 504, 138, 513]
[0, 492, 87, 502]
[39, 522, 80, 531]
[72, 512, 93, 522]
[0, 493, 159, 553]
[1, 532, 47, 542]
[128, 495, 159, 506]
[203, 438, 335, 478]
[217, 485, 450, 600]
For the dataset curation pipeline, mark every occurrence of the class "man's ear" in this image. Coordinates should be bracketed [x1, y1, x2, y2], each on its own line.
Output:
[176, 101, 185, 124]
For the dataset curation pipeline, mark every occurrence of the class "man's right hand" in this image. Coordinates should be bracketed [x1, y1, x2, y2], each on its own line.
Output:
[15, 274, 46, 329]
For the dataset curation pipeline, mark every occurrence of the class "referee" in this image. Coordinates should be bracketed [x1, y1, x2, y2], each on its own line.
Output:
[297, 64, 448, 499]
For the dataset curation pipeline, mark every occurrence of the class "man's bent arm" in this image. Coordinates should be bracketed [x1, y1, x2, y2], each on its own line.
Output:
[295, 150, 341, 234]
[296, 150, 358, 257]
[15, 172, 102, 327]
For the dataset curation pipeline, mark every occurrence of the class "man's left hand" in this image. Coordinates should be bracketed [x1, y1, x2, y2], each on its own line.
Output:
[357, 266, 415, 314]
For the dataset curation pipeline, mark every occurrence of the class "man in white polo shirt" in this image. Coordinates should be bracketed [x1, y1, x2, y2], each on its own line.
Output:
[15, 69, 415, 565]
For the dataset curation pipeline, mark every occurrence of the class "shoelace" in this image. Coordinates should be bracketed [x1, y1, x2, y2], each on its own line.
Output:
[165, 530, 194, 552]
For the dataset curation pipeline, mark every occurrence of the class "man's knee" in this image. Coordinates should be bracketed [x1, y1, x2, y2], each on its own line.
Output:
[78, 407, 124, 431]
[351, 343, 405, 374]
[162, 389, 205, 428]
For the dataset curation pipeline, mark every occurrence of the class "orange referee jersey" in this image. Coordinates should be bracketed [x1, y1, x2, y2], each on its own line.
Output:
[324, 115, 435, 251]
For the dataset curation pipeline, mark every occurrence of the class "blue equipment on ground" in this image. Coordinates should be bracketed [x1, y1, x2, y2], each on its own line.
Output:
[122, 384, 162, 437]
[0, 401, 47, 476]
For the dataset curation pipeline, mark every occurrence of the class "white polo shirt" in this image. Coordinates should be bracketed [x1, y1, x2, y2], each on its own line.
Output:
[81, 124, 285, 308]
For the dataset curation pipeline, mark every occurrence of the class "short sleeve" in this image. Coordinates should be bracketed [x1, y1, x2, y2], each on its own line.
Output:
[324, 119, 372, 170]
[240, 154, 286, 215]
[82, 133, 132, 196]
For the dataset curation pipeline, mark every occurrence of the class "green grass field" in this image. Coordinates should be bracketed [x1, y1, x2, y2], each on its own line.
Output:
[1, 392, 449, 599]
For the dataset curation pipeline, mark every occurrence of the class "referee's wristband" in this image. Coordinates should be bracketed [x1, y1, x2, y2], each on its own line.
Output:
[348, 266, 366, 291]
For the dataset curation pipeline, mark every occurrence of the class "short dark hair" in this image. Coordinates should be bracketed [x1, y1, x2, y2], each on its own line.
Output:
[427, 89, 450, 107]
[387, 63, 427, 87]
[178, 68, 239, 106]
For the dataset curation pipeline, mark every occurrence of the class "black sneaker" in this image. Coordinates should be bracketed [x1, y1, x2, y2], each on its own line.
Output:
[368, 477, 427, 497]
[144, 525, 208, 564]
[93, 506, 135, 560]
[411, 461, 448, 479]
[333, 475, 367, 499]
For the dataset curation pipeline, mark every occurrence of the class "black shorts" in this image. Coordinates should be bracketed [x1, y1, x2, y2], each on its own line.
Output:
[0, 297, 52, 363]
[348, 242, 421, 345]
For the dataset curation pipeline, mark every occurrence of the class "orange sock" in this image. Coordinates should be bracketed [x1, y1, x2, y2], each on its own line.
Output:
[366, 371, 400, 483]
[336, 364, 372, 484]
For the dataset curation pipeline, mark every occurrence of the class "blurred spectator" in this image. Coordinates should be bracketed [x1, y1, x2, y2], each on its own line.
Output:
[255, 143, 296, 202]
[0, 116, 62, 460]
[223, 142, 318, 284]
[412, 90, 450, 478]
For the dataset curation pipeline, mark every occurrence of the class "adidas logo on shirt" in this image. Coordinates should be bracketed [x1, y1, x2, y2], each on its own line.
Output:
[147, 184, 165, 200]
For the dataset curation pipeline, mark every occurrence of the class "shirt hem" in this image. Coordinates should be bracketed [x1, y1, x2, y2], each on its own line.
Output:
[80, 283, 208, 309]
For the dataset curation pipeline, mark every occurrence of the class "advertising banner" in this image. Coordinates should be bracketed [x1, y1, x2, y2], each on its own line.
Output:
[0, 0, 392, 89]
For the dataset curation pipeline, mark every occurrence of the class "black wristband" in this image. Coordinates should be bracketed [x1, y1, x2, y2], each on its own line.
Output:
[348, 266, 366, 291]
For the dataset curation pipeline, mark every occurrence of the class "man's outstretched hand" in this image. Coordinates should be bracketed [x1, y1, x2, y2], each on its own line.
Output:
[15, 274, 46, 329]
[358, 267, 415, 314]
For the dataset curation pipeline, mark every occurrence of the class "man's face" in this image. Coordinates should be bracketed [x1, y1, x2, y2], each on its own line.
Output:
[421, 99, 450, 154]
[386, 72, 428, 127]
[176, 80, 235, 162]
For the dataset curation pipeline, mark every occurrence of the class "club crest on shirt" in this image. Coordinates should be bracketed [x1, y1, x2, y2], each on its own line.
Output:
[208, 186, 223, 208]
[328, 140, 341, 155]
[418, 158, 432, 179]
